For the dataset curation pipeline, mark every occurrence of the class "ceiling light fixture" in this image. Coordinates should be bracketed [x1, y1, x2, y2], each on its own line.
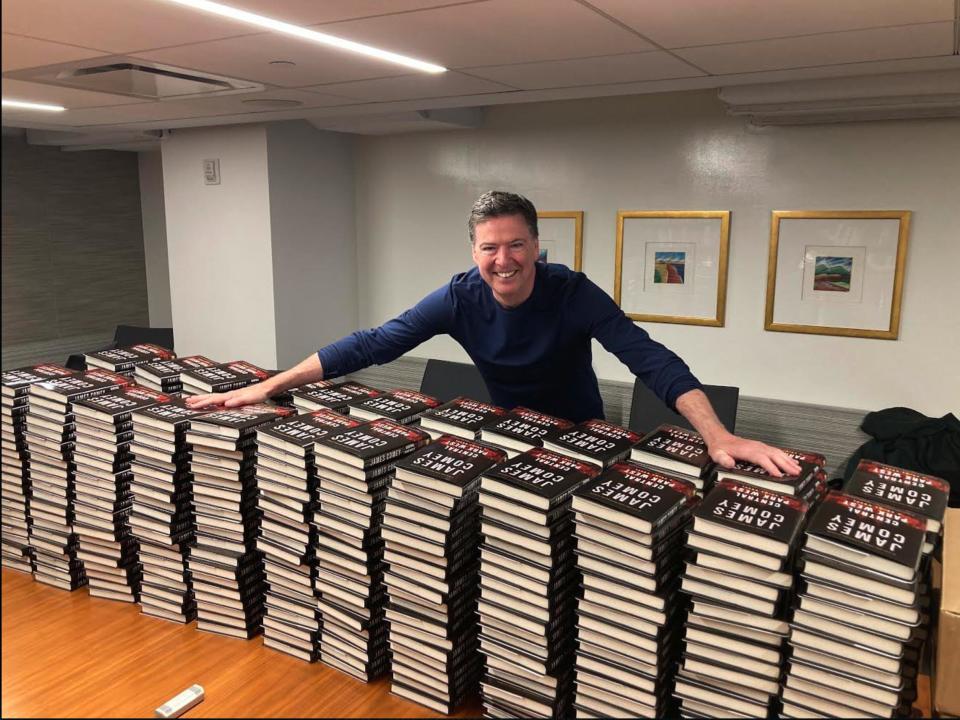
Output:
[160, 0, 447, 74]
[2, 99, 66, 112]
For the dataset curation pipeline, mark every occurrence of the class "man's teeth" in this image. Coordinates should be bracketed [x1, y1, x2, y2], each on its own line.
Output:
[495, 270, 518, 278]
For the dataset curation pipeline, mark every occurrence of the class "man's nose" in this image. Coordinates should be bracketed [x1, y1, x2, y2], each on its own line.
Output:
[495, 245, 511, 265]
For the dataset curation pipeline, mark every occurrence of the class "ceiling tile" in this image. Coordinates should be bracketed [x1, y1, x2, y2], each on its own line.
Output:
[587, 0, 955, 48]
[133, 32, 415, 88]
[314, 0, 655, 69]
[227, 0, 483, 25]
[2, 34, 107, 72]
[303, 71, 517, 102]
[466, 51, 704, 90]
[58, 87, 352, 127]
[2, 77, 146, 109]
[675, 22, 955, 75]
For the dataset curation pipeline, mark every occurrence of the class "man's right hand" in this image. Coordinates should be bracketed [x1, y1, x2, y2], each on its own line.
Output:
[185, 383, 270, 410]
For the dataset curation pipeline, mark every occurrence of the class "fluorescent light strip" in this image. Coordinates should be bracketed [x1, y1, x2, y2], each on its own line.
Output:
[162, 0, 447, 74]
[2, 99, 66, 112]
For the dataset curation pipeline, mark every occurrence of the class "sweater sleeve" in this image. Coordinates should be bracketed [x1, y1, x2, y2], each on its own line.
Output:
[317, 284, 455, 379]
[580, 276, 702, 411]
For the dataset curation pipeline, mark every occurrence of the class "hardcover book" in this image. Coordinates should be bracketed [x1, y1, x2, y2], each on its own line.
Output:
[693, 480, 809, 559]
[180, 360, 270, 394]
[257, 409, 361, 456]
[73, 386, 171, 424]
[134, 355, 217, 392]
[572, 461, 697, 535]
[190, 404, 296, 439]
[419, 397, 507, 440]
[479, 407, 575, 451]
[31, 368, 133, 404]
[844, 460, 949, 534]
[481, 447, 601, 512]
[715, 447, 820, 496]
[394, 435, 508, 496]
[315, 418, 431, 468]
[347, 388, 440, 425]
[1, 364, 75, 397]
[804, 491, 926, 582]
[84, 343, 175, 374]
[290, 381, 380, 412]
[630, 424, 713, 479]
[542, 419, 642, 468]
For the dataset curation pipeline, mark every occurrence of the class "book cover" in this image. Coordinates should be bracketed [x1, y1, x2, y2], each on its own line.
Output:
[258, 409, 361, 451]
[845, 460, 949, 532]
[481, 407, 575, 446]
[85, 343, 175, 372]
[420, 397, 507, 433]
[74, 386, 171, 422]
[573, 461, 697, 530]
[32, 368, 133, 403]
[315, 418, 431, 467]
[716, 447, 819, 493]
[348, 388, 440, 424]
[1, 364, 75, 396]
[191, 404, 296, 437]
[181, 360, 270, 393]
[542, 419, 641, 467]
[805, 491, 926, 574]
[695, 480, 809, 549]
[291, 381, 379, 411]
[132, 397, 215, 429]
[395, 435, 508, 491]
[482, 447, 601, 510]
[630, 424, 712, 477]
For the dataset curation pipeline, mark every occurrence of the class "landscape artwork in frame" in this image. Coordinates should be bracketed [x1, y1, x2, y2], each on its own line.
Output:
[765, 211, 910, 339]
[536, 211, 583, 271]
[615, 211, 730, 327]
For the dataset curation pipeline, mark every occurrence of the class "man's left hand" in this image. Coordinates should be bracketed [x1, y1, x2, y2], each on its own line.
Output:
[706, 432, 802, 478]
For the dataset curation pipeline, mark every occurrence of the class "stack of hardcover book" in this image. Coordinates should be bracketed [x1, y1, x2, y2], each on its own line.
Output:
[383, 435, 508, 713]
[71, 386, 170, 603]
[478, 407, 574, 458]
[290, 380, 379, 414]
[84, 343, 175, 376]
[185, 404, 295, 639]
[674, 480, 809, 717]
[1, 364, 76, 573]
[129, 398, 212, 623]
[255, 408, 362, 662]
[180, 360, 270, 396]
[542, 419, 641, 469]
[781, 490, 930, 717]
[25, 369, 132, 590]
[312, 418, 431, 681]
[347, 388, 440, 425]
[418, 397, 507, 440]
[134, 355, 218, 396]
[630, 424, 714, 494]
[569, 462, 697, 717]
[716, 447, 827, 504]
[477, 447, 601, 718]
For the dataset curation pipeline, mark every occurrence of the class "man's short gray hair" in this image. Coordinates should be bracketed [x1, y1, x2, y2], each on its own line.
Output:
[468, 191, 539, 243]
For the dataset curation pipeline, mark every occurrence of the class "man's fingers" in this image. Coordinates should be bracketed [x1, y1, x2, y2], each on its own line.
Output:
[713, 449, 736, 470]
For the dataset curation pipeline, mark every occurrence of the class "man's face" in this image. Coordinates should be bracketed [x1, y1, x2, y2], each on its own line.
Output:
[472, 214, 540, 308]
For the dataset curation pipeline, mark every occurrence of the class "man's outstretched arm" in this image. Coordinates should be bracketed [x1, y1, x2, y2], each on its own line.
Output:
[185, 353, 324, 410]
[675, 388, 801, 478]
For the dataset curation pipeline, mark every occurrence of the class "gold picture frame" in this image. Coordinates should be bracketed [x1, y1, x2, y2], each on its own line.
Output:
[765, 210, 910, 340]
[614, 210, 730, 327]
[537, 211, 583, 271]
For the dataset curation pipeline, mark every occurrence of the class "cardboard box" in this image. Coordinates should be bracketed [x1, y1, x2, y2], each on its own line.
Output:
[935, 507, 960, 716]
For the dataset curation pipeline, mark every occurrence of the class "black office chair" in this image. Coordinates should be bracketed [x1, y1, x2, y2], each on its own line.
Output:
[66, 325, 174, 371]
[419, 359, 492, 404]
[627, 380, 739, 436]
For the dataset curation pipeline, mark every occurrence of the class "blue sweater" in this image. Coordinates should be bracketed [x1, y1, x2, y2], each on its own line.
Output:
[317, 263, 702, 423]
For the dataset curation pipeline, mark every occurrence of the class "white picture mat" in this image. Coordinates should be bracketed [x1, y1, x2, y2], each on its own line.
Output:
[620, 217, 721, 319]
[774, 218, 900, 330]
[537, 217, 577, 269]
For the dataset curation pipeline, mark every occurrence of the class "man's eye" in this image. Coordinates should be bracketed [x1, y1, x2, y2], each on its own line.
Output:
[511, 242, 525, 251]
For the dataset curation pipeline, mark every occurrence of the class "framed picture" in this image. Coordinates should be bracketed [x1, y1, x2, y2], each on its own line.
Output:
[537, 211, 583, 271]
[614, 211, 730, 326]
[765, 210, 910, 340]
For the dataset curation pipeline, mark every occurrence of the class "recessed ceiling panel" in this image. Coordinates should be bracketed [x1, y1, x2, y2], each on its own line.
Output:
[303, 71, 517, 102]
[466, 51, 704, 90]
[314, 0, 655, 69]
[675, 22, 955, 75]
[587, 0, 955, 48]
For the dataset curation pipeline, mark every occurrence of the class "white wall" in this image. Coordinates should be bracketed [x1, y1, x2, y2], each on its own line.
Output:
[354, 91, 960, 416]
[138, 150, 172, 329]
[161, 124, 278, 368]
[266, 122, 358, 369]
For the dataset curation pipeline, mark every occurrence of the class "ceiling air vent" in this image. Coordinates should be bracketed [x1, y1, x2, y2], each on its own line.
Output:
[9, 59, 263, 100]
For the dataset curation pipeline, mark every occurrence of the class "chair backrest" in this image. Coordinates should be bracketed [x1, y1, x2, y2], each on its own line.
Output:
[113, 325, 174, 351]
[419, 359, 492, 404]
[627, 381, 739, 436]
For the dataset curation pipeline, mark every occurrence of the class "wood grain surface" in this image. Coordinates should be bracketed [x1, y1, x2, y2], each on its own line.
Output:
[1, 569, 482, 718]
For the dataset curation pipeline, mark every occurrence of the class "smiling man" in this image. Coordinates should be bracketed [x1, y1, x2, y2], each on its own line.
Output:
[188, 190, 799, 476]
